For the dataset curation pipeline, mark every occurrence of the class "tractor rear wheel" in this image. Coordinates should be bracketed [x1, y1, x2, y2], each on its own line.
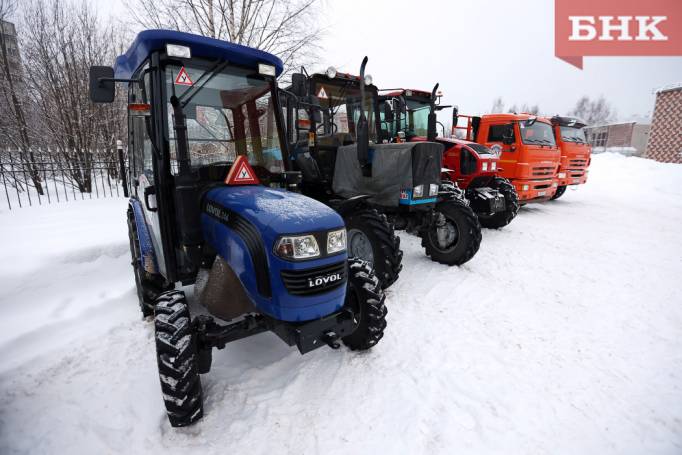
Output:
[344, 209, 402, 289]
[127, 209, 169, 317]
[341, 259, 387, 351]
[477, 177, 520, 229]
[422, 199, 482, 266]
[551, 185, 567, 200]
[154, 291, 204, 427]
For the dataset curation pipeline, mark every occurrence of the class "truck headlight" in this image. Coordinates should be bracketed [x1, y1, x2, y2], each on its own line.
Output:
[482, 161, 488, 171]
[327, 229, 346, 254]
[429, 183, 439, 196]
[522, 184, 529, 191]
[275, 234, 320, 260]
[558, 172, 566, 178]
[413, 185, 424, 198]
[491, 161, 497, 171]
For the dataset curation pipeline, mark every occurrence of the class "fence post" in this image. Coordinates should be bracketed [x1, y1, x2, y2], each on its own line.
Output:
[117, 140, 129, 197]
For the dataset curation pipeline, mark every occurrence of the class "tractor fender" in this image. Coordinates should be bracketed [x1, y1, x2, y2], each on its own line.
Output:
[329, 195, 372, 218]
[129, 198, 159, 274]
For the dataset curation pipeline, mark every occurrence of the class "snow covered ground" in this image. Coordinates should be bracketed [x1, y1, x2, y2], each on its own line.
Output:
[1, 153, 681, 454]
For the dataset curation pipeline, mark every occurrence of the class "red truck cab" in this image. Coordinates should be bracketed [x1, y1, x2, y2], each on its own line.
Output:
[550, 116, 591, 200]
[466, 113, 561, 203]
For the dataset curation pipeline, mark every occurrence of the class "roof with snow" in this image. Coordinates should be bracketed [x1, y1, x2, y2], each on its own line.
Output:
[114, 30, 283, 79]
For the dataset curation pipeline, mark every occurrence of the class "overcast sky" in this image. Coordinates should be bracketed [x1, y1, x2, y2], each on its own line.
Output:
[104, 0, 681, 120]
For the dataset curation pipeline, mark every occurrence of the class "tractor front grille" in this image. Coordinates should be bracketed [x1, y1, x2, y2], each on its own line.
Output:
[281, 261, 347, 296]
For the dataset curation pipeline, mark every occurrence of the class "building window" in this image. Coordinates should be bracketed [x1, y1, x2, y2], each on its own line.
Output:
[589, 130, 607, 147]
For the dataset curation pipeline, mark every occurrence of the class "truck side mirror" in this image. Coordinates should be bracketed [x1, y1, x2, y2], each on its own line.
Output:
[89, 66, 115, 103]
[452, 106, 459, 129]
[383, 101, 394, 123]
[291, 73, 307, 97]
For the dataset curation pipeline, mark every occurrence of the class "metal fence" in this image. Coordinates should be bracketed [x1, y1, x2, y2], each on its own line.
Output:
[0, 148, 128, 211]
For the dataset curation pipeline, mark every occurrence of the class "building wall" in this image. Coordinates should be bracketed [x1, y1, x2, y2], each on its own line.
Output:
[646, 87, 682, 164]
[585, 122, 650, 156]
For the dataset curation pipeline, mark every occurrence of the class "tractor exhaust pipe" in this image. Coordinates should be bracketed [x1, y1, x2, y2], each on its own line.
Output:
[427, 83, 439, 142]
[357, 56, 371, 177]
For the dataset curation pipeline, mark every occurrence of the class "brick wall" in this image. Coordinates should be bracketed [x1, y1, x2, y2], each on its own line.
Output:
[646, 88, 682, 164]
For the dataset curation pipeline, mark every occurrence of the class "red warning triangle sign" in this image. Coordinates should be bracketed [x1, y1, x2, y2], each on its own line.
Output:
[175, 67, 193, 86]
[317, 86, 328, 99]
[225, 155, 260, 185]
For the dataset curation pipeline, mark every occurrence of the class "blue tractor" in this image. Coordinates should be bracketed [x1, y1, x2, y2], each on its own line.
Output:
[89, 30, 387, 427]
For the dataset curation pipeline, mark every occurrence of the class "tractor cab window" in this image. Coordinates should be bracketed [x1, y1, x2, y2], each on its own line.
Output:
[559, 126, 587, 144]
[129, 65, 152, 183]
[519, 121, 556, 147]
[402, 99, 430, 138]
[164, 62, 283, 175]
[313, 81, 377, 143]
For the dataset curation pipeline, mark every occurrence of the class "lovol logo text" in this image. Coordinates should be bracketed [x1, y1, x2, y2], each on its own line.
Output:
[308, 273, 343, 288]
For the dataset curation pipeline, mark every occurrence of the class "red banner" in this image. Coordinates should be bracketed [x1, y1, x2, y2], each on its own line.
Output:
[555, 0, 682, 69]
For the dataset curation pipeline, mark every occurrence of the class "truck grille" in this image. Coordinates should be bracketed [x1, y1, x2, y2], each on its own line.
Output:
[532, 166, 555, 177]
[281, 261, 347, 296]
[569, 159, 588, 168]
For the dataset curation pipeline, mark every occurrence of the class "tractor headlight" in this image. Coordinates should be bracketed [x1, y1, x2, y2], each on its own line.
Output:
[327, 229, 346, 254]
[364, 74, 373, 86]
[413, 184, 424, 198]
[326, 66, 337, 79]
[482, 161, 488, 171]
[429, 183, 439, 196]
[275, 234, 320, 260]
[491, 161, 497, 171]
[258, 63, 276, 77]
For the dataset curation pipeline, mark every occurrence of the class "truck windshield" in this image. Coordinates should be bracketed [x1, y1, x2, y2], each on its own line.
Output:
[559, 126, 587, 143]
[519, 121, 556, 147]
[165, 62, 283, 173]
[313, 81, 376, 141]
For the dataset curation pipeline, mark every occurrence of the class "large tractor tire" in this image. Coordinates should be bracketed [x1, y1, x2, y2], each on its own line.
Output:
[341, 259, 387, 351]
[422, 199, 482, 266]
[154, 291, 204, 427]
[344, 209, 403, 290]
[477, 177, 520, 229]
[551, 185, 567, 200]
[127, 209, 169, 317]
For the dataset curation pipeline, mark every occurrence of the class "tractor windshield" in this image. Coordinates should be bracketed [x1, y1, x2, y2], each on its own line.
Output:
[313, 80, 377, 142]
[164, 62, 283, 173]
[403, 99, 430, 137]
[559, 126, 587, 143]
[519, 121, 557, 147]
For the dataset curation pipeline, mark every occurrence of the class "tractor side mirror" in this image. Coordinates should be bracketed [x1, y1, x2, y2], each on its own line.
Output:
[291, 73, 307, 97]
[89, 66, 115, 103]
[383, 101, 394, 123]
[502, 126, 514, 145]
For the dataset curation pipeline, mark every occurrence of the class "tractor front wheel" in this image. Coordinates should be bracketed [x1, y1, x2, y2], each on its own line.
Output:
[551, 185, 567, 200]
[422, 199, 482, 266]
[154, 291, 204, 427]
[477, 177, 520, 229]
[344, 209, 403, 289]
[341, 259, 387, 351]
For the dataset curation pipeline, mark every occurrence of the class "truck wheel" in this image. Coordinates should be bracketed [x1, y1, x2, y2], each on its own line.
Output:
[478, 177, 520, 229]
[422, 199, 482, 266]
[551, 185, 567, 200]
[154, 291, 204, 427]
[127, 209, 169, 317]
[341, 259, 387, 351]
[344, 209, 403, 290]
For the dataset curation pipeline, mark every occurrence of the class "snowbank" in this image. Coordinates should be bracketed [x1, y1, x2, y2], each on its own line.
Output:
[1, 153, 681, 454]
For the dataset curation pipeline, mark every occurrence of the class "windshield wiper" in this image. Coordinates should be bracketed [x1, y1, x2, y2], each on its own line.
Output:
[176, 60, 230, 108]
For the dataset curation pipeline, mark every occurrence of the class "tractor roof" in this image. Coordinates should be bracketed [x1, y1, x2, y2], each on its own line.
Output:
[114, 30, 283, 79]
[380, 89, 431, 99]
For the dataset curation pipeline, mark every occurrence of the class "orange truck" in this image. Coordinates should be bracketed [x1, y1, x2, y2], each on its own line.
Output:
[549, 116, 592, 200]
[454, 112, 561, 203]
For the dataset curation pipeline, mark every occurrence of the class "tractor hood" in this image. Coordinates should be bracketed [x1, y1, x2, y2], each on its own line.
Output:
[202, 185, 344, 238]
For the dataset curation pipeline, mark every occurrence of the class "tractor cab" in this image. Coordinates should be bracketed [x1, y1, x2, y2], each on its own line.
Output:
[550, 115, 591, 199]
[89, 30, 387, 427]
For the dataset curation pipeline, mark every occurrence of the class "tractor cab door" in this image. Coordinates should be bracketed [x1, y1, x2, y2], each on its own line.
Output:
[483, 122, 517, 179]
[128, 69, 167, 277]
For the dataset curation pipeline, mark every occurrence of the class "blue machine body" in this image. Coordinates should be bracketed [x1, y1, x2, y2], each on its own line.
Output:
[399, 189, 437, 206]
[114, 29, 284, 79]
[129, 198, 159, 274]
[201, 185, 348, 322]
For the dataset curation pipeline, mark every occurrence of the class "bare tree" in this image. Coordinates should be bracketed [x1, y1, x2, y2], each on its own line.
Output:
[0, 0, 44, 194]
[21, 0, 125, 192]
[569, 95, 614, 125]
[125, 0, 322, 77]
[489, 97, 504, 113]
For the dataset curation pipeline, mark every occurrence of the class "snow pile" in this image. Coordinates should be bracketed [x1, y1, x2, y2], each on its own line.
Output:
[1, 153, 682, 454]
